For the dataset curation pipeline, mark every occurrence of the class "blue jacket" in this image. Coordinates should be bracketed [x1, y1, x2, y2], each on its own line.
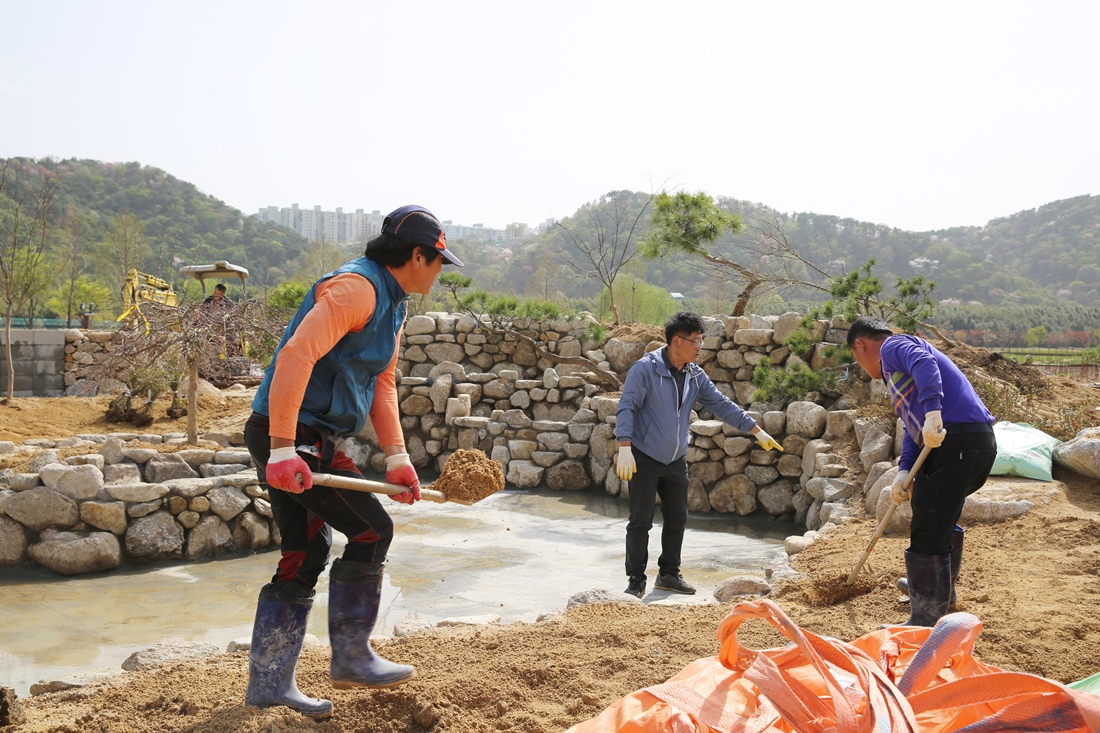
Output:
[616, 347, 758, 464]
[880, 335, 995, 471]
[252, 257, 408, 438]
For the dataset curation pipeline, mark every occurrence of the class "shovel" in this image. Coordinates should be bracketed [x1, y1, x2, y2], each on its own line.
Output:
[311, 472, 472, 505]
[846, 444, 933, 585]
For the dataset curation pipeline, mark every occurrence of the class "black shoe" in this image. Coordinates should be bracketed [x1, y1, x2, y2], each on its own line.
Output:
[654, 573, 696, 595]
[624, 577, 646, 598]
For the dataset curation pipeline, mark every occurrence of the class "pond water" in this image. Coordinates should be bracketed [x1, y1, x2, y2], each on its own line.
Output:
[0, 488, 793, 697]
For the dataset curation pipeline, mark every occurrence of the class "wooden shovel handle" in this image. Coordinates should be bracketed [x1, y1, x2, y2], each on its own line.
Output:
[311, 473, 449, 504]
[846, 444, 933, 584]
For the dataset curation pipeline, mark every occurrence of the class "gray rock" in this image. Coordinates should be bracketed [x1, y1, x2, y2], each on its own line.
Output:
[713, 575, 771, 601]
[125, 512, 184, 563]
[122, 447, 159, 463]
[80, 501, 128, 535]
[28, 451, 61, 473]
[185, 515, 235, 559]
[98, 437, 127, 465]
[806, 476, 855, 503]
[38, 464, 104, 500]
[786, 402, 827, 438]
[121, 641, 220, 671]
[566, 588, 644, 608]
[1053, 427, 1100, 479]
[105, 481, 171, 503]
[28, 530, 121, 575]
[506, 460, 544, 489]
[545, 460, 589, 491]
[10, 473, 41, 491]
[757, 479, 796, 516]
[4, 487, 79, 532]
[860, 428, 894, 472]
[159, 477, 215, 498]
[144, 454, 199, 482]
[232, 512, 271, 550]
[65, 454, 105, 470]
[128, 500, 163, 518]
[784, 532, 818, 556]
[709, 475, 757, 515]
[103, 463, 143, 484]
[213, 450, 252, 465]
[206, 486, 250, 521]
[200, 463, 250, 478]
[603, 338, 646, 373]
[0, 515, 28, 567]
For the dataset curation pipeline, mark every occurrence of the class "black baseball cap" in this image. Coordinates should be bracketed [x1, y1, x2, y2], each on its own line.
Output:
[382, 205, 464, 267]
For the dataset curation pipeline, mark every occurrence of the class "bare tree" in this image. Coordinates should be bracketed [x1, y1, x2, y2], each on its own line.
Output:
[555, 190, 656, 324]
[101, 212, 150, 309]
[55, 207, 90, 327]
[0, 160, 60, 400]
[96, 298, 291, 444]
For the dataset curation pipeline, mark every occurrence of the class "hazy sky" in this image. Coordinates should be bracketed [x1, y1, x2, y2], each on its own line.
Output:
[2, 1, 1096, 232]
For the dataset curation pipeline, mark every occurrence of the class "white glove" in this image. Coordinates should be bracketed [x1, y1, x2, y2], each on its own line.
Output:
[754, 429, 783, 452]
[891, 470, 911, 503]
[922, 410, 946, 448]
[616, 445, 636, 481]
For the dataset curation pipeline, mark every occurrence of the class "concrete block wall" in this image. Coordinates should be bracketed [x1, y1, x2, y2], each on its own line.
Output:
[0, 329, 66, 396]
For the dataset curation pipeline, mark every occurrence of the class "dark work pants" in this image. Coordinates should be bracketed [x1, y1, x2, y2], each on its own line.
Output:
[625, 448, 689, 579]
[910, 427, 997, 555]
[245, 413, 394, 593]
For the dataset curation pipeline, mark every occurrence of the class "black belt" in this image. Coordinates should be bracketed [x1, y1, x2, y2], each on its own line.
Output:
[946, 422, 993, 435]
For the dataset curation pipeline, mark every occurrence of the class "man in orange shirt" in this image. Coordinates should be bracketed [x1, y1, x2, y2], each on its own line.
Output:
[243, 205, 462, 718]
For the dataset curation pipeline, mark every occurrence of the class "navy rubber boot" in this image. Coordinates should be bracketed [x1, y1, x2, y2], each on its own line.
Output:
[245, 585, 333, 718]
[898, 525, 965, 604]
[902, 550, 953, 627]
[328, 560, 415, 690]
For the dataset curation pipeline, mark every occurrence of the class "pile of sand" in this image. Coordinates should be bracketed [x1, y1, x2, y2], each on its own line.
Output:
[428, 449, 505, 504]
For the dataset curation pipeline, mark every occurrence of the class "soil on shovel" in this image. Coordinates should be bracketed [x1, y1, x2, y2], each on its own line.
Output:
[427, 448, 505, 504]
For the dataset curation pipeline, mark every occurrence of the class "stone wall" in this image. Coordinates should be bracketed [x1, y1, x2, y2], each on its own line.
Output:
[0, 311, 908, 575]
[0, 432, 272, 574]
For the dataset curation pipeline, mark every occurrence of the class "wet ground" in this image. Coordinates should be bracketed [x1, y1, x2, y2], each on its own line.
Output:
[0, 488, 791, 697]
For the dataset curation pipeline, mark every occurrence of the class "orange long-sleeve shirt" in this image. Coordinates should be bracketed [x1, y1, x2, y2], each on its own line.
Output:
[267, 273, 404, 449]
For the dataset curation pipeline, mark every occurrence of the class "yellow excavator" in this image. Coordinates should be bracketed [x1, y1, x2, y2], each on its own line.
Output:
[118, 269, 178, 332]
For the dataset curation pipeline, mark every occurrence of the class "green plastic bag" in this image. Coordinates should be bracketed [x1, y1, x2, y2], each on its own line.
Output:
[1069, 670, 1100, 695]
[990, 421, 1061, 482]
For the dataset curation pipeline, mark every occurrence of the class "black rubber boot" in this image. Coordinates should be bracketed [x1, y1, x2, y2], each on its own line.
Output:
[245, 585, 333, 718]
[902, 550, 953, 627]
[898, 525, 965, 604]
[328, 560, 415, 690]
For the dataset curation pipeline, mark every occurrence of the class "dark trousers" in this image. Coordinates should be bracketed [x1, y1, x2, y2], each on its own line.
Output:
[625, 448, 689, 579]
[245, 413, 394, 592]
[910, 427, 997, 555]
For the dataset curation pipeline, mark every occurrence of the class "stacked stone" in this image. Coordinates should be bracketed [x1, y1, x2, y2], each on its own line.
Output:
[0, 433, 270, 574]
[62, 329, 131, 393]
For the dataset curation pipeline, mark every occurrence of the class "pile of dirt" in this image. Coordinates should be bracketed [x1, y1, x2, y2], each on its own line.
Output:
[428, 448, 505, 504]
[938, 341, 1052, 397]
[606, 323, 665, 345]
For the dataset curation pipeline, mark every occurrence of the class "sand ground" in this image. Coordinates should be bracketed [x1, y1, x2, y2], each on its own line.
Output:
[2, 364, 1099, 732]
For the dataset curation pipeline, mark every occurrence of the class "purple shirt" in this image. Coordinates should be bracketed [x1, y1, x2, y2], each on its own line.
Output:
[880, 335, 995, 471]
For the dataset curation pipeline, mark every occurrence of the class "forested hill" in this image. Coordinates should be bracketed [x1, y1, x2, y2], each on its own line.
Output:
[6, 156, 1098, 310]
[713, 194, 1100, 307]
[2, 157, 308, 298]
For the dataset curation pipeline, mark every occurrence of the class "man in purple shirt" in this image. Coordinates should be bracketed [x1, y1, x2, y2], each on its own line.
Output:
[847, 317, 997, 626]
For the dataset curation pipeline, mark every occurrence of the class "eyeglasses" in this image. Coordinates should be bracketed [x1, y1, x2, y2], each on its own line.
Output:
[677, 336, 704, 348]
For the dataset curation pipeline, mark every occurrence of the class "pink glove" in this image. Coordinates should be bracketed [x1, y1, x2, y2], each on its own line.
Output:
[385, 452, 421, 504]
[266, 446, 312, 494]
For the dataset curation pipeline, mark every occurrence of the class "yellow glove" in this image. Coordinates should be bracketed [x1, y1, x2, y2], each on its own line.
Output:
[754, 429, 783, 452]
[616, 445, 636, 481]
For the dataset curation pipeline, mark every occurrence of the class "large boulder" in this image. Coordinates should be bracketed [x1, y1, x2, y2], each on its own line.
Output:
[4, 487, 79, 532]
[125, 511, 184, 563]
[37, 464, 104, 501]
[144, 454, 199, 483]
[1053, 427, 1100, 479]
[786, 402, 827, 438]
[603, 338, 646, 373]
[28, 530, 121, 574]
[0, 515, 28, 567]
[709, 475, 757, 515]
[185, 516, 235, 559]
[545, 460, 589, 491]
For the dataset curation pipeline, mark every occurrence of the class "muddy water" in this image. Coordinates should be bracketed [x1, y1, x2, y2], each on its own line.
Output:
[0, 489, 791, 697]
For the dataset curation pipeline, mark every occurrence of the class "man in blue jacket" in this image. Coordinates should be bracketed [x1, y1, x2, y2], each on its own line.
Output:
[615, 311, 782, 598]
[847, 317, 997, 627]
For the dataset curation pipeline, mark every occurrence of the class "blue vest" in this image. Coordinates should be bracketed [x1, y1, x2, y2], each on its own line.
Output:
[252, 257, 408, 438]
